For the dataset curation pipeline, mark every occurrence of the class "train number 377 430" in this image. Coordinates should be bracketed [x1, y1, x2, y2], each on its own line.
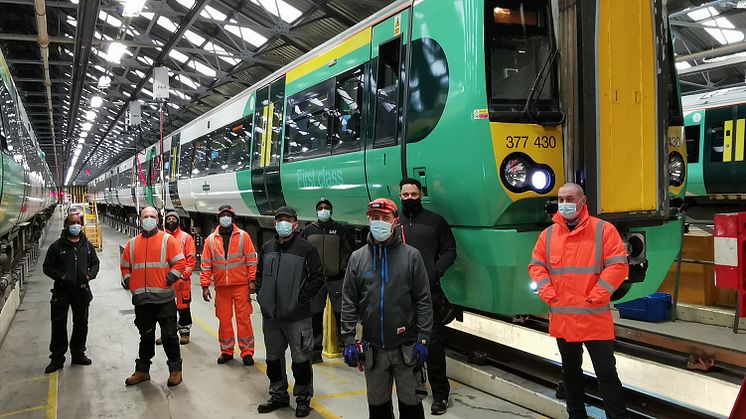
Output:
[506, 136, 557, 149]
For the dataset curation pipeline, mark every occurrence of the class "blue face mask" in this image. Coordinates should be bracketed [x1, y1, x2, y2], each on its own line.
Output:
[370, 220, 393, 242]
[68, 224, 82, 236]
[142, 218, 158, 231]
[558, 202, 578, 219]
[275, 221, 294, 237]
[219, 216, 233, 228]
[317, 209, 331, 222]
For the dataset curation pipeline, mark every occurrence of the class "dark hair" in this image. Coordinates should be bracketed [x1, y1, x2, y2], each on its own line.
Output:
[399, 178, 422, 190]
[64, 214, 82, 227]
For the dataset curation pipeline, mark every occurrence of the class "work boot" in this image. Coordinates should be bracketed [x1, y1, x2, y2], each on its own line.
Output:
[431, 399, 448, 415]
[217, 353, 233, 364]
[167, 371, 182, 387]
[257, 399, 290, 414]
[295, 403, 311, 417]
[179, 334, 190, 345]
[312, 351, 323, 364]
[71, 354, 92, 365]
[155, 337, 163, 345]
[125, 371, 151, 386]
[243, 355, 254, 366]
[44, 359, 64, 374]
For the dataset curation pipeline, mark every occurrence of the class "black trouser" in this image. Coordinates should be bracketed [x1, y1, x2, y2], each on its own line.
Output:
[49, 291, 89, 362]
[311, 310, 342, 353]
[177, 308, 192, 335]
[426, 321, 450, 401]
[556, 339, 628, 419]
[134, 300, 182, 372]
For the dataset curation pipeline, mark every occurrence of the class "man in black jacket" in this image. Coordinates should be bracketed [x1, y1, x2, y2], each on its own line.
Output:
[342, 198, 432, 419]
[300, 197, 354, 363]
[398, 178, 457, 415]
[256, 206, 325, 418]
[42, 213, 100, 373]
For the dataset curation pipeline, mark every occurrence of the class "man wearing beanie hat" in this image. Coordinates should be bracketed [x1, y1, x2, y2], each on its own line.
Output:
[156, 211, 196, 345]
[300, 197, 354, 363]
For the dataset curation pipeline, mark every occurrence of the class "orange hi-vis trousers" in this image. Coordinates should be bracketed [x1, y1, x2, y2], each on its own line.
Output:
[215, 284, 254, 357]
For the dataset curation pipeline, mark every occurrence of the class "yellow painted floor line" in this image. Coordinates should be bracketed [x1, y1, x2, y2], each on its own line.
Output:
[0, 405, 46, 418]
[192, 313, 345, 419]
[314, 390, 367, 400]
[46, 371, 58, 419]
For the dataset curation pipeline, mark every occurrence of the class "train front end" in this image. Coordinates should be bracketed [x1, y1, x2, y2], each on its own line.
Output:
[438, 0, 684, 314]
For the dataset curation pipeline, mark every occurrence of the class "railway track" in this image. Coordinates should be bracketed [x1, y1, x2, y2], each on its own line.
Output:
[444, 313, 745, 418]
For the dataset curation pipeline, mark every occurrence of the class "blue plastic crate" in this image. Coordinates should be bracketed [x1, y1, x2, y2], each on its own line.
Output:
[614, 292, 671, 322]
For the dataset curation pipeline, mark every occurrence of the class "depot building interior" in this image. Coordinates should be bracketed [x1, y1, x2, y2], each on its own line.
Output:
[0, 0, 746, 418]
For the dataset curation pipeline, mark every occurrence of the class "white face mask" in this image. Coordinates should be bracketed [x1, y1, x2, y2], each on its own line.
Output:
[219, 216, 233, 228]
[317, 209, 331, 222]
[275, 221, 294, 237]
[142, 218, 157, 231]
[558, 202, 578, 219]
[370, 220, 393, 242]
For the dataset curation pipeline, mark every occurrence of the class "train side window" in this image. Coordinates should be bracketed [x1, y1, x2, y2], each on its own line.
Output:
[373, 38, 402, 148]
[710, 124, 725, 162]
[193, 137, 209, 176]
[284, 79, 334, 162]
[0, 86, 6, 152]
[684, 125, 700, 164]
[179, 141, 195, 179]
[208, 127, 231, 174]
[227, 118, 251, 171]
[332, 67, 363, 155]
[163, 150, 172, 182]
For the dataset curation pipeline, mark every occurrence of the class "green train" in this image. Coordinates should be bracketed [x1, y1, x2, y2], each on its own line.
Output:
[683, 87, 746, 200]
[92, 0, 685, 315]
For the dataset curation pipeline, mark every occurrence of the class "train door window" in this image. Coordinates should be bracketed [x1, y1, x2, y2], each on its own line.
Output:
[285, 79, 334, 161]
[252, 98, 268, 170]
[227, 118, 251, 171]
[163, 150, 172, 181]
[193, 137, 209, 176]
[333, 67, 363, 154]
[208, 127, 231, 174]
[0, 85, 6, 152]
[685, 125, 700, 164]
[373, 38, 401, 148]
[268, 77, 286, 166]
[710, 122, 725, 162]
[179, 141, 195, 178]
[257, 85, 270, 108]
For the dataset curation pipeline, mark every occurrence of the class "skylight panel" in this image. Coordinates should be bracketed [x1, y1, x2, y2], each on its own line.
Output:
[137, 55, 154, 65]
[169, 49, 189, 63]
[157, 16, 178, 32]
[224, 25, 267, 47]
[134, 70, 146, 78]
[252, 0, 302, 23]
[176, 0, 195, 8]
[701, 16, 744, 45]
[184, 30, 205, 46]
[67, 16, 77, 27]
[201, 5, 228, 21]
[140, 12, 155, 20]
[676, 61, 691, 71]
[687, 7, 719, 22]
[177, 74, 199, 89]
[188, 60, 216, 77]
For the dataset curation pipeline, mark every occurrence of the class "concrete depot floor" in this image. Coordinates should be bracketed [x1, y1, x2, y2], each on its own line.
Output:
[0, 208, 544, 419]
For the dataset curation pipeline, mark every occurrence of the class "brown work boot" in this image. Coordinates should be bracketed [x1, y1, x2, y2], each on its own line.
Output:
[179, 334, 190, 345]
[125, 371, 151, 386]
[155, 337, 163, 345]
[167, 371, 183, 387]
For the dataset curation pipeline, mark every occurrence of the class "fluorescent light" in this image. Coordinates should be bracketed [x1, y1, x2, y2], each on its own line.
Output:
[97, 75, 111, 88]
[90, 96, 103, 108]
[105, 42, 127, 63]
[85, 110, 97, 120]
[121, 0, 147, 17]
[82, 122, 93, 131]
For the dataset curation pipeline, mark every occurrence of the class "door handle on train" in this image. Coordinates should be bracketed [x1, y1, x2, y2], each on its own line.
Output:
[383, 153, 387, 165]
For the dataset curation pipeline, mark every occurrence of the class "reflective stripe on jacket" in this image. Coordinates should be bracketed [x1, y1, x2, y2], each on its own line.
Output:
[199, 226, 257, 287]
[170, 227, 196, 279]
[120, 229, 186, 305]
[528, 205, 629, 342]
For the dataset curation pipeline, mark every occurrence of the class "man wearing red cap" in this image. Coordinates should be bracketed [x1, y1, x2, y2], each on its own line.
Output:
[341, 198, 432, 419]
[200, 205, 258, 366]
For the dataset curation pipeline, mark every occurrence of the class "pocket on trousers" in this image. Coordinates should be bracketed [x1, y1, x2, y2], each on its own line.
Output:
[400, 343, 417, 367]
[181, 287, 191, 304]
[299, 328, 314, 353]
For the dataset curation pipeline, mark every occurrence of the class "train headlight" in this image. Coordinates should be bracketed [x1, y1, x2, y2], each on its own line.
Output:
[668, 152, 685, 187]
[503, 157, 528, 189]
[500, 153, 555, 194]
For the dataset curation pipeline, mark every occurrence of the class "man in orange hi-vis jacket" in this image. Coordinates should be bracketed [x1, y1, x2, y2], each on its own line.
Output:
[120, 206, 187, 387]
[529, 183, 629, 419]
[200, 205, 258, 366]
[162, 211, 196, 345]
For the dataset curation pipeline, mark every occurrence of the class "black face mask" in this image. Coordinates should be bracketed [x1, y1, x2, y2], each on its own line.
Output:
[401, 198, 422, 214]
[165, 221, 178, 232]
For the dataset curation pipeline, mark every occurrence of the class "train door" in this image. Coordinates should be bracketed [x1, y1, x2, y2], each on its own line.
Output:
[250, 76, 287, 215]
[702, 105, 746, 194]
[168, 134, 186, 212]
[365, 11, 410, 200]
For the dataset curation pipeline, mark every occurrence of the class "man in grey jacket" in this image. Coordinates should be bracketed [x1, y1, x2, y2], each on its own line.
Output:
[341, 198, 432, 419]
[256, 206, 325, 418]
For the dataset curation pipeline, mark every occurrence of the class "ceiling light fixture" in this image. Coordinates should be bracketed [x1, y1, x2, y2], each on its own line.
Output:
[90, 96, 103, 108]
[105, 42, 127, 63]
[121, 0, 147, 17]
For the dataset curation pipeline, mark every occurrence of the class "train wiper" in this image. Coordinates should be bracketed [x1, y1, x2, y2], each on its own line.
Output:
[522, 47, 563, 127]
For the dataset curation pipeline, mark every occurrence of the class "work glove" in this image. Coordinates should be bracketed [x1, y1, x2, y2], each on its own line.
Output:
[413, 342, 428, 368]
[121, 277, 129, 290]
[343, 343, 358, 368]
[202, 286, 212, 302]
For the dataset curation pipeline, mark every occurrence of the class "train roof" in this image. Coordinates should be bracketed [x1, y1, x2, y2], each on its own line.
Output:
[682, 86, 746, 111]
